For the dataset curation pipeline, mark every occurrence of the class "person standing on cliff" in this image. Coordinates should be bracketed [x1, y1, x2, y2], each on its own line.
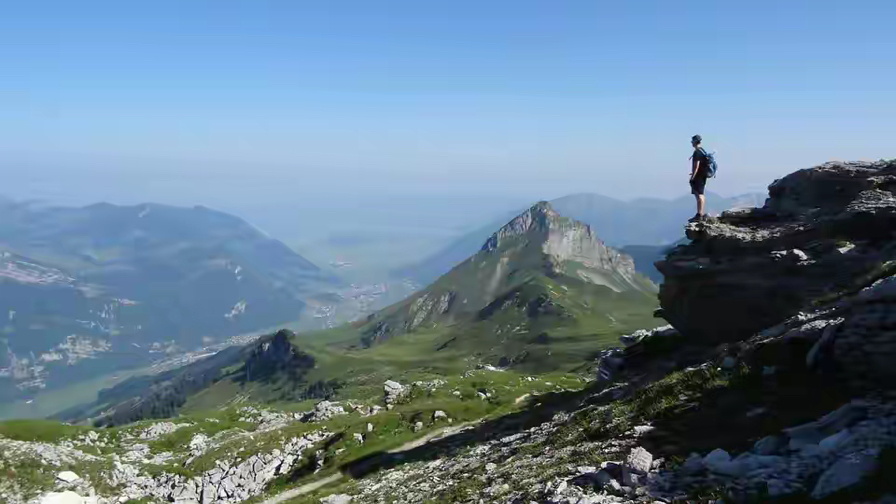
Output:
[689, 134, 710, 222]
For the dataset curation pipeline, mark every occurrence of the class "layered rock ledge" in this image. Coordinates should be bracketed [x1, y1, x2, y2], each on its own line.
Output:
[658, 160, 896, 344]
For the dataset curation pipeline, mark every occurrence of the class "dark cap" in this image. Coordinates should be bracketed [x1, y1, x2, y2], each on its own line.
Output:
[691, 134, 702, 144]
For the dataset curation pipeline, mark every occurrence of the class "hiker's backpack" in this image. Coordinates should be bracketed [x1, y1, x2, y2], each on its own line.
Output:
[699, 147, 718, 178]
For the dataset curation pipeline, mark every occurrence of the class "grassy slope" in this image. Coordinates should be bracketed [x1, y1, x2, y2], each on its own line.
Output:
[179, 273, 657, 416]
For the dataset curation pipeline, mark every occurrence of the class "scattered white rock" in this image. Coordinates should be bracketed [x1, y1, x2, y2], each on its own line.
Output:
[303, 401, 347, 423]
[39, 490, 95, 504]
[138, 422, 191, 440]
[56, 471, 81, 483]
[188, 433, 209, 456]
[320, 495, 353, 504]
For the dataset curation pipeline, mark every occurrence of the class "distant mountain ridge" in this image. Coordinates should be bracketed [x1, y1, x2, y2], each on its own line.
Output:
[0, 199, 339, 402]
[393, 191, 765, 285]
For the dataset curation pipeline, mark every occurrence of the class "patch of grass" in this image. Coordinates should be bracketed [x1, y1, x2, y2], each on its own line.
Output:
[0, 419, 89, 442]
[0, 456, 55, 497]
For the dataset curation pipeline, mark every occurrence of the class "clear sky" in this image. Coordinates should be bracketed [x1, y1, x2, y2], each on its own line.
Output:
[1, 0, 894, 233]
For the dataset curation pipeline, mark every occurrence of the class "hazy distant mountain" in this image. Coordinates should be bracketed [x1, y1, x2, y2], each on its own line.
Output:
[394, 192, 764, 285]
[0, 200, 339, 401]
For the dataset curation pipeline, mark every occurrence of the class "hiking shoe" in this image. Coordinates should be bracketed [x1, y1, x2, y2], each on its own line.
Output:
[687, 214, 702, 223]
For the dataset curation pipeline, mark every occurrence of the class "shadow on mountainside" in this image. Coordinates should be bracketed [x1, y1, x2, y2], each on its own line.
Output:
[636, 367, 855, 459]
[339, 380, 614, 480]
[336, 338, 728, 481]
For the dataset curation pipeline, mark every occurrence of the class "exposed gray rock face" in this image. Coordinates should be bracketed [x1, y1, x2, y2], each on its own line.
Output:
[243, 329, 315, 384]
[482, 202, 647, 292]
[406, 292, 455, 331]
[658, 160, 896, 344]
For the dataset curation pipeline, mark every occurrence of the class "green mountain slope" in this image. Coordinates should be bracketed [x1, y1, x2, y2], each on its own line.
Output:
[55, 329, 321, 426]
[360, 202, 657, 364]
[0, 200, 340, 402]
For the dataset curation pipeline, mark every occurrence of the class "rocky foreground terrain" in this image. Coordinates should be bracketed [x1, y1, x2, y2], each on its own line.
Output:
[2, 159, 896, 503]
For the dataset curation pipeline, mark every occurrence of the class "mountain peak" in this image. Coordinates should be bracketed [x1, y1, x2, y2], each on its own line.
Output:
[481, 201, 566, 251]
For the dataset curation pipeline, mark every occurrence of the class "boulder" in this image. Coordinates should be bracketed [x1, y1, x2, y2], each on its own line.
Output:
[433, 410, 448, 421]
[753, 435, 786, 455]
[681, 453, 704, 474]
[383, 380, 406, 405]
[811, 448, 881, 499]
[320, 495, 353, 504]
[625, 447, 653, 473]
[56, 471, 81, 483]
[570, 469, 615, 490]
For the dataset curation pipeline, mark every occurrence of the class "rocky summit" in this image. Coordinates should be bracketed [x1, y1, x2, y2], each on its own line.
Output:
[2, 160, 896, 504]
[481, 201, 645, 292]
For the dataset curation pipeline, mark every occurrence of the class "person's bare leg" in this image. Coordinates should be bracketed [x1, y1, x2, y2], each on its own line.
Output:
[697, 194, 706, 217]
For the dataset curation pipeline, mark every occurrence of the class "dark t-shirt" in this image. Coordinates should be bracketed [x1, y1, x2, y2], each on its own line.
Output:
[692, 148, 708, 179]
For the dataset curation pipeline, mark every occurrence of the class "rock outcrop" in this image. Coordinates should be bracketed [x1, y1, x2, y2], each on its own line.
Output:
[243, 329, 315, 382]
[110, 430, 330, 503]
[658, 160, 896, 344]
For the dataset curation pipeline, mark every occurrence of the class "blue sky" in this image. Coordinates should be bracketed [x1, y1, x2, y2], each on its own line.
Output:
[1, 0, 894, 218]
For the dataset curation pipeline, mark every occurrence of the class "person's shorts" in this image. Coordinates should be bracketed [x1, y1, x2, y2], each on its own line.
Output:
[690, 176, 707, 195]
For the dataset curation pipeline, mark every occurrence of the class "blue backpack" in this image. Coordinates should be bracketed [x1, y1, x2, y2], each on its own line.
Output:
[699, 147, 718, 178]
